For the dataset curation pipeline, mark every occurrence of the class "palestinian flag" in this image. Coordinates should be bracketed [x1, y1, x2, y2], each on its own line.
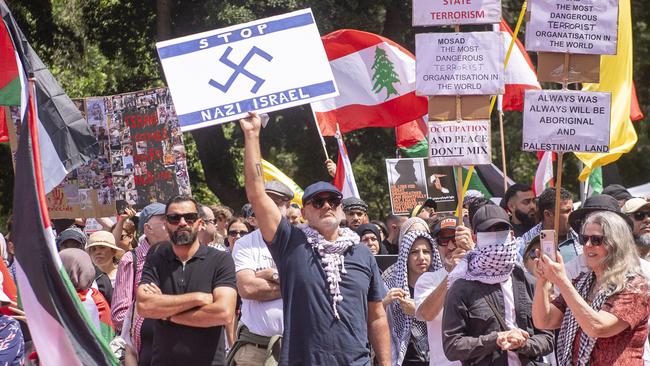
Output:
[1, 0, 98, 192]
[311, 29, 428, 135]
[13, 80, 116, 366]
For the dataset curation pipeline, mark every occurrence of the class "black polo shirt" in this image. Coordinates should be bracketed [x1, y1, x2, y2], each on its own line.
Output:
[140, 242, 236, 366]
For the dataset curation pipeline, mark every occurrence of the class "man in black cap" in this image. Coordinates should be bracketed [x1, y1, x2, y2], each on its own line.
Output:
[411, 198, 437, 220]
[442, 205, 553, 365]
[602, 184, 633, 208]
[239, 112, 390, 365]
[342, 197, 369, 230]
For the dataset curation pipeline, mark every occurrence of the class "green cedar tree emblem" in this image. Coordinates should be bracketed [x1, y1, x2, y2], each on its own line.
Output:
[371, 46, 400, 100]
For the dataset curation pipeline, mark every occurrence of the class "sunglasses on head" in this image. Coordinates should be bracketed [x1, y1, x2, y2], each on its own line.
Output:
[633, 211, 650, 221]
[578, 234, 605, 246]
[307, 196, 341, 209]
[228, 230, 248, 237]
[166, 213, 199, 225]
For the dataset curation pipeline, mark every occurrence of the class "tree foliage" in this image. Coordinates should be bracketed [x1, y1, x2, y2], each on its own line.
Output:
[1, 0, 648, 228]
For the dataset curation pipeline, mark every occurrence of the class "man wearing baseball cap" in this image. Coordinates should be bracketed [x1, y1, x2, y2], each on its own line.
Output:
[623, 197, 650, 260]
[111, 202, 169, 365]
[239, 113, 390, 365]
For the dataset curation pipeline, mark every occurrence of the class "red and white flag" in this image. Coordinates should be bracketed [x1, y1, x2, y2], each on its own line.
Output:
[496, 20, 541, 112]
[534, 151, 554, 195]
[333, 132, 360, 199]
[311, 29, 427, 136]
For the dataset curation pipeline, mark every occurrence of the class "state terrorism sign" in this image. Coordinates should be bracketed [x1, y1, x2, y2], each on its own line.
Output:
[156, 8, 339, 131]
[416, 32, 504, 96]
[412, 0, 502, 26]
[522, 90, 611, 153]
[525, 0, 619, 55]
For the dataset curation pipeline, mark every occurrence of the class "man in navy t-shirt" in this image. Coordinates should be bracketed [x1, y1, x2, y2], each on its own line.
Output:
[239, 112, 391, 366]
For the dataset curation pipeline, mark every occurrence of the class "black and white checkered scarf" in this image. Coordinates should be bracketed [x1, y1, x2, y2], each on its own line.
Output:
[384, 231, 442, 365]
[556, 271, 614, 366]
[299, 224, 359, 320]
[448, 233, 518, 287]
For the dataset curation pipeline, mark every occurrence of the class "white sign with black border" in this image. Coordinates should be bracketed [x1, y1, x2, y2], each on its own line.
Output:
[428, 120, 492, 166]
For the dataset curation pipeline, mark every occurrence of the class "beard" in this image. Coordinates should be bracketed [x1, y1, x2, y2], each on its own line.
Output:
[636, 234, 650, 249]
[170, 227, 197, 246]
[514, 208, 536, 228]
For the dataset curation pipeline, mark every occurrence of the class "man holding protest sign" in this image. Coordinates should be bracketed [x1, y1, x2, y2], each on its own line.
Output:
[239, 112, 390, 365]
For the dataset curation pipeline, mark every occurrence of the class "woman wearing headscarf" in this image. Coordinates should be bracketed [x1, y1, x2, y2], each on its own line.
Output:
[356, 224, 384, 255]
[383, 230, 442, 366]
[60, 248, 115, 342]
[533, 211, 650, 365]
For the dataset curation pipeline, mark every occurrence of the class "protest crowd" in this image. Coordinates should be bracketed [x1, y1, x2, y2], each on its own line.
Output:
[0, 113, 648, 366]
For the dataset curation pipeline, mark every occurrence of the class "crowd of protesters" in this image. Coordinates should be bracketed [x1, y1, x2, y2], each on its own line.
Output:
[0, 113, 649, 365]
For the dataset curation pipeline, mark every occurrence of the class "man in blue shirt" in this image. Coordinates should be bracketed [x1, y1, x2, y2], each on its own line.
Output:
[239, 112, 390, 366]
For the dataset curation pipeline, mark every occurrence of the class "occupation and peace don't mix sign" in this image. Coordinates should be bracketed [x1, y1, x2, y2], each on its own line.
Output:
[156, 8, 339, 132]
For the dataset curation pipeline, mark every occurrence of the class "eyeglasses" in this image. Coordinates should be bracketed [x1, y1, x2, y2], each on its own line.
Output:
[633, 211, 650, 221]
[307, 196, 341, 209]
[436, 235, 455, 247]
[166, 213, 199, 225]
[228, 230, 248, 237]
[578, 234, 605, 246]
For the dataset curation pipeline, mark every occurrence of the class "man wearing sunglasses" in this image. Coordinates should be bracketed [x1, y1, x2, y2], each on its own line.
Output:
[414, 216, 474, 366]
[228, 180, 293, 365]
[137, 196, 237, 366]
[239, 112, 390, 366]
[622, 197, 650, 260]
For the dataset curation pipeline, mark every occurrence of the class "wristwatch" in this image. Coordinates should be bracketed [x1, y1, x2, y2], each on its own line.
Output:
[271, 271, 280, 282]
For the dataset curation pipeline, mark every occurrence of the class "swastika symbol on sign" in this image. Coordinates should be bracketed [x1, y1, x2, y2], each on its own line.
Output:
[209, 46, 273, 94]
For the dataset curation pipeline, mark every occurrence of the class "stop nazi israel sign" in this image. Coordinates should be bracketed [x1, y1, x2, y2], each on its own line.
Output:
[156, 8, 338, 132]
[522, 90, 611, 153]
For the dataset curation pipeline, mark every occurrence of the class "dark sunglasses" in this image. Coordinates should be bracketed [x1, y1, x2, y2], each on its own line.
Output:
[436, 235, 455, 247]
[166, 213, 199, 225]
[579, 234, 605, 246]
[307, 196, 341, 209]
[633, 211, 650, 221]
[228, 230, 248, 237]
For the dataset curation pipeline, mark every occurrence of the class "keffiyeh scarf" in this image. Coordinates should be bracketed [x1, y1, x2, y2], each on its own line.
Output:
[556, 271, 616, 366]
[384, 231, 442, 366]
[448, 233, 518, 287]
[299, 224, 359, 319]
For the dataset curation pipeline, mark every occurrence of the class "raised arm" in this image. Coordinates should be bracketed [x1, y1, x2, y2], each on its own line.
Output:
[240, 112, 282, 243]
[236, 269, 281, 301]
[170, 286, 237, 328]
[531, 278, 563, 330]
[415, 276, 448, 322]
[136, 283, 213, 319]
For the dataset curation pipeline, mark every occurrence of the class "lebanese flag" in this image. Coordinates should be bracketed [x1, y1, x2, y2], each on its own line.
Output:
[533, 151, 554, 195]
[311, 29, 428, 136]
[333, 132, 360, 199]
[497, 20, 541, 111]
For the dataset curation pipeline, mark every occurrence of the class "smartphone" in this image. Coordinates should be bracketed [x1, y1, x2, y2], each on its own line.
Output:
[540, 229, 557, 261]
[116, 200, 128, 215]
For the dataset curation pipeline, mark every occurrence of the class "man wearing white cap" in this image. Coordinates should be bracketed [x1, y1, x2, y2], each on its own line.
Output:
[622, 198, 650, 260]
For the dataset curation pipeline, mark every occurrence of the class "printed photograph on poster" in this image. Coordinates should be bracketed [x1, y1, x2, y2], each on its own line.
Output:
[386, 158, 428, 215]
[525, 0, 619, 55]
[412, 0, 502, 26]
[416, 32, 505, 96]
[522, 90, 611, 153]
[423, 165, 459, 212]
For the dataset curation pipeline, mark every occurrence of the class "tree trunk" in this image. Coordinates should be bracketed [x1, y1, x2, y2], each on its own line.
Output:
[156, 0, 173, 41]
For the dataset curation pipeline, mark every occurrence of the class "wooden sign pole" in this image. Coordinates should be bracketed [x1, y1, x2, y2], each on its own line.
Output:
[553, 152, 564, 236]
[498, 109, 507, 195]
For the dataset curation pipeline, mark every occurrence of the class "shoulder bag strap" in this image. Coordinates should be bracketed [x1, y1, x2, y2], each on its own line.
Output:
[483, 293, 508, 331]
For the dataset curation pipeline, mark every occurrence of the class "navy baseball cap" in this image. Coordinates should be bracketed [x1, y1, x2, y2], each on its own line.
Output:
[302, 182, 342, 205]
[138, 203, 166, 233]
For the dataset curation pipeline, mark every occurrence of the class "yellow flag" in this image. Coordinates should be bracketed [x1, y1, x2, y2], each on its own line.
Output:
[574, 0, 637, 181]
[261, 159, 304, 207]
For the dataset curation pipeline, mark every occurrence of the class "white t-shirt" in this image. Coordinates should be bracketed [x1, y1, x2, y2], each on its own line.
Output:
[231, 229, 284, 337]
[500, 277, 522, 366]
[564, 255, 650, 365]
[414, 268, 460, 366]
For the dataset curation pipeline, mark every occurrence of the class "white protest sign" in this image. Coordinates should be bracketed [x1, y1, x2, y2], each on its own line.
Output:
[525, 0, 619, 55]
[413, 0, 502, 26]
[156, 9, 338, 132]
[522, 90, 611, 153]
[416, 32, 504, 96]
[428, 120, 492, 166]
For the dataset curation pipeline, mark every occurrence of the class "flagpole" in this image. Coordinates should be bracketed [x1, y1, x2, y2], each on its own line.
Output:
[309, 104, 330, 161]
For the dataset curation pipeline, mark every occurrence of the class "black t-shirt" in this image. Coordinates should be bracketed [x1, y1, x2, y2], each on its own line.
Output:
[269, 218, 386, 365]
[139, 243, 236, 366]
